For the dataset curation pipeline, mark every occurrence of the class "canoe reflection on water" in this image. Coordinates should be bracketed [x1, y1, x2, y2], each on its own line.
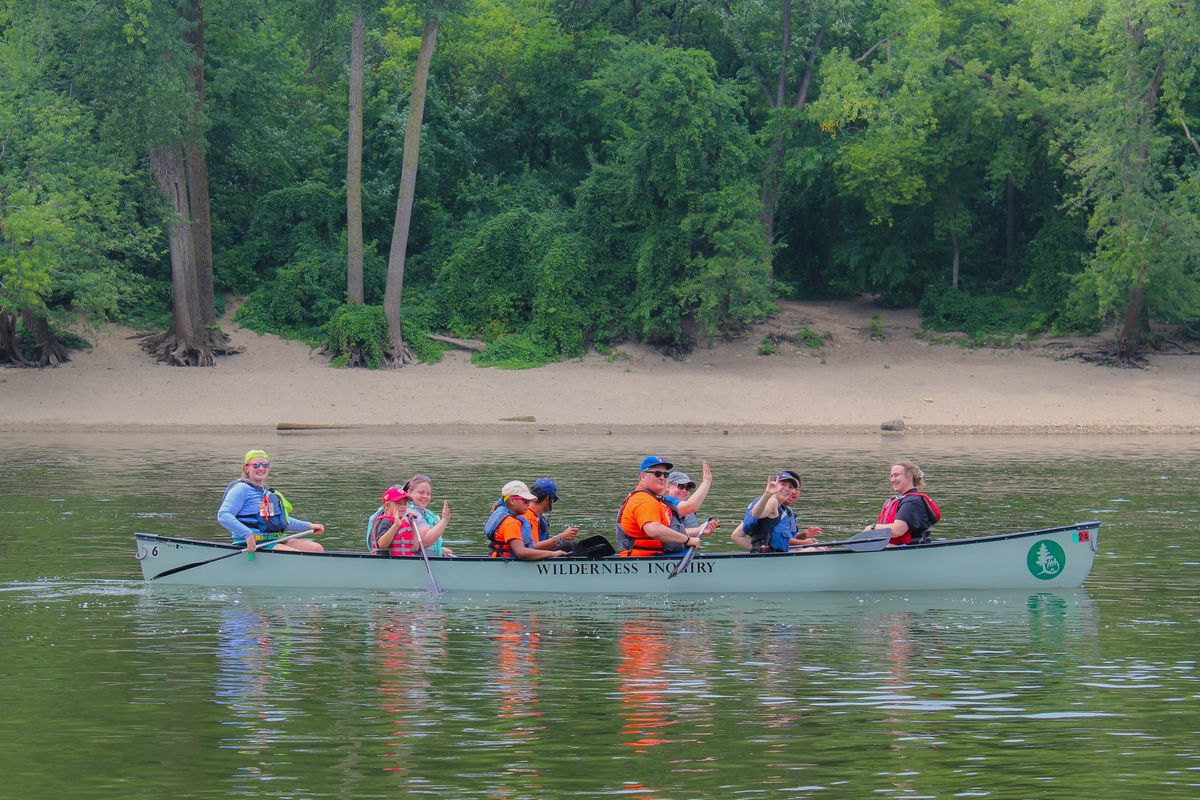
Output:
[156, 588, 1098, 795]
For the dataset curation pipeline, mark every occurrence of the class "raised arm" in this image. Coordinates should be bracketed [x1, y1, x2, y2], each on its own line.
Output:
[677, 460, 713, 516]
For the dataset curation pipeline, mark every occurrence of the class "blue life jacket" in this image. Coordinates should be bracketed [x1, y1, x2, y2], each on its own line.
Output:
[742, 502, 796, 552]
[484, 505, 533, 555]
[222, 479, 289, 534]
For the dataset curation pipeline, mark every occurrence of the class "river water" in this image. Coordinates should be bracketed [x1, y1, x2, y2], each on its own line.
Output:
[1, 431, 1197, 799]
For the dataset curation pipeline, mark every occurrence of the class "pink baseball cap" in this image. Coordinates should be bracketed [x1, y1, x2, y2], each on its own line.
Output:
[382, 486, 409, 504]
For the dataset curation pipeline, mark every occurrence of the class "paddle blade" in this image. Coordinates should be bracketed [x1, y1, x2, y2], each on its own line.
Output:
[576, 535, 616, 560]
[829, 530, 890, 552]
[667, 548, 697, 579]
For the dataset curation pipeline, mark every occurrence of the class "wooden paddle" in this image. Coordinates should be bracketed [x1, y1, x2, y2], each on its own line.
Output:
[149, 530, 312, 581]
[668, 517, 712, 579]
[408, 508, 445, 595]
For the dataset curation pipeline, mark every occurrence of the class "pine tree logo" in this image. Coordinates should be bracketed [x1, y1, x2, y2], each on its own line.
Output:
[1027, 540, 1066, 580]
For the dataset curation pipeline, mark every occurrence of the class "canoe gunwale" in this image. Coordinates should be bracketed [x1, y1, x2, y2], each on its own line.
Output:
[134, 520, 1100, 564]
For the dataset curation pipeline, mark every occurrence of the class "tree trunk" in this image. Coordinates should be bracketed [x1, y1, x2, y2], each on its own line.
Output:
[949, 227, 960, 290]
[145, 143, 214, 366]
[184, 0, 216, 329]
[1117, 277, 1146, 364]
[21, 309, 71, 366]
[757, 22, 824, 255]
[346, 7, 365, 305]
[1004, 176, 1016, 283]
[0, 310, 28, 365]
[383, 4, 441, 366]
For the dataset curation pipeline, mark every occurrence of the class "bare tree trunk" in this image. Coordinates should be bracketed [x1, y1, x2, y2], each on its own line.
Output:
[949, 227, 960, 289]
[1004, 176, 1016, 282]
[0, 310, 28, 365]
[21, 310, 71, 366]
[1117, 278, 1145, 364]
[757, 20, 823, 255]
[346, 6, 365, 305]
[145, 143, 214, 366]
[383, 4, 441, 365]
[185, 0, 216, 329]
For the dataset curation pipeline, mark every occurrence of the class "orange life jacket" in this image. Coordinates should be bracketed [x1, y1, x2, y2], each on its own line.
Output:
[616, 489, 675, 557]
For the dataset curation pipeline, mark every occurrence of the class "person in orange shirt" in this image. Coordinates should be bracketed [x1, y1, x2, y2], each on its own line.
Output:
[617, 455, 708, 557]
[491, 480, 567, 561]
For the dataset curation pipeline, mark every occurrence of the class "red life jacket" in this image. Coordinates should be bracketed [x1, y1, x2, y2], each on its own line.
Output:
[877, 491, 941, 545]
[370, 513, 419, 556]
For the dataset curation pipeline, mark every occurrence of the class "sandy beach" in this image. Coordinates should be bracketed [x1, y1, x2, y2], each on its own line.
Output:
[2, 298, 1197, 434]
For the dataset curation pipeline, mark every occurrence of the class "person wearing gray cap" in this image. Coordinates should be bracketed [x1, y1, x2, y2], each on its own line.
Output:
[666, 462, 720, 537]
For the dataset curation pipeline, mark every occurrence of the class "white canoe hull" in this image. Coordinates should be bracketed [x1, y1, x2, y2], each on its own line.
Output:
[134, 522, 1099, 594]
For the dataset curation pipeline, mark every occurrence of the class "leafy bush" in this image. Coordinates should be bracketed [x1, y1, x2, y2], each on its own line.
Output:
[920, 285, 1037, 336]
[472, 332, 557, 369]
[322, 304, 389, 368]
[235, 244, 344, 341]
[435, 207, 596, 360]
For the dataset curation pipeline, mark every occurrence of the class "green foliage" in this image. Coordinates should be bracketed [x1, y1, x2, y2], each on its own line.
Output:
[920, 285, 1034, 336]
[322, 304, 390, 368]
[757, 337, 779, 356]
[434, 207, 594, 358]
[234, 244, 345, 342]
[472, 332, 557, 369]
[794, 326, 823, 348]
[6, 0, 1200, 365]
[577, 40, 775, 347]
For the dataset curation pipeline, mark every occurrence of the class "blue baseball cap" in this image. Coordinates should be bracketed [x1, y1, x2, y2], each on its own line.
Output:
[531, 477, 559, 501]
[640, 455, 673, 471]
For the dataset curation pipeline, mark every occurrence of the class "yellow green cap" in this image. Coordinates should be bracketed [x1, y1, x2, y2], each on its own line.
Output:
[243, 449, 270, 465]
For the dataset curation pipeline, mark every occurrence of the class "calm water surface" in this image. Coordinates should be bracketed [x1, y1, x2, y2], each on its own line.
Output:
[1, 432, 1198, 799]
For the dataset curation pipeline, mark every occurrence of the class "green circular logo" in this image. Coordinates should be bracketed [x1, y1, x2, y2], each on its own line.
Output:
[1027, 540, 1066, 580]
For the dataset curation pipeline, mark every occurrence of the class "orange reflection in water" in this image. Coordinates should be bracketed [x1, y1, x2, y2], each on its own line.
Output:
[617, 619, 676, 752]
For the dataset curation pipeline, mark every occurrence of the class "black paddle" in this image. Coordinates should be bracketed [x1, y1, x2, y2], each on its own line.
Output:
[149, 530, 312, 581]
[668, 517, 712, 579]
[575, 534, 616, 560]
[812, 529, 891, 552]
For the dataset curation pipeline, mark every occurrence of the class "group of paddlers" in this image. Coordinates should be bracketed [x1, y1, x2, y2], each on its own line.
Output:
[216, 450, 940, 559]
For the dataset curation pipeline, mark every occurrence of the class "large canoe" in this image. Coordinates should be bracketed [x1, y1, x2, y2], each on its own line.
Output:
[133, 521, 1099, 594]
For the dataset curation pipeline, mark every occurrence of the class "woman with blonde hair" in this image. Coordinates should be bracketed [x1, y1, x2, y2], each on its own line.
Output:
[864, 461, 941, 546]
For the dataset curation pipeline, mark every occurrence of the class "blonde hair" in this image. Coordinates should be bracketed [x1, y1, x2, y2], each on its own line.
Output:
[893, 461, 924, 488]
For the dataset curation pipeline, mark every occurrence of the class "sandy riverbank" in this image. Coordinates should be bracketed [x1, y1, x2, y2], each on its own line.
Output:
[1, 298, 1197, 434]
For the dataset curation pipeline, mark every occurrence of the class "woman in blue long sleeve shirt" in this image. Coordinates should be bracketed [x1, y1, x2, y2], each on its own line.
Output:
[217, 449, 325, 554]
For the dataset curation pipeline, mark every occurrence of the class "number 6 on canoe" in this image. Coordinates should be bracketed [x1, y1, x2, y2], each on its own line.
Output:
[149, 530, 313, 581]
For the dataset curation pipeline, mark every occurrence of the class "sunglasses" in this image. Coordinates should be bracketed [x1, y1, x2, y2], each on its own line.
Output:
[645, 470, 670, 478]
[248, 461, 270, 469]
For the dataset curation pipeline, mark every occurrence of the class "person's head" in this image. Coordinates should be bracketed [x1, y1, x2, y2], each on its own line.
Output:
[242, 449, 271, 483]
[889, 462, 923, 493]
[531, 478, 559, 511]
[638, 455, 673, 493]
[403, 474, 432, 508]
[666, 471, 695, 501]
[774, 470, 801, 505]
[381, 486, 409, 514]
[501, 480, 536, 513]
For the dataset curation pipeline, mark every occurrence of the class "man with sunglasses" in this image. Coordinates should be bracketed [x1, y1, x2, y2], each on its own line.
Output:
[616, 455, 711, 557]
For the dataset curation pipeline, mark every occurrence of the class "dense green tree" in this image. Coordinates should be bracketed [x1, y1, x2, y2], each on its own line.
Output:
[577, 41, 774, 349]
